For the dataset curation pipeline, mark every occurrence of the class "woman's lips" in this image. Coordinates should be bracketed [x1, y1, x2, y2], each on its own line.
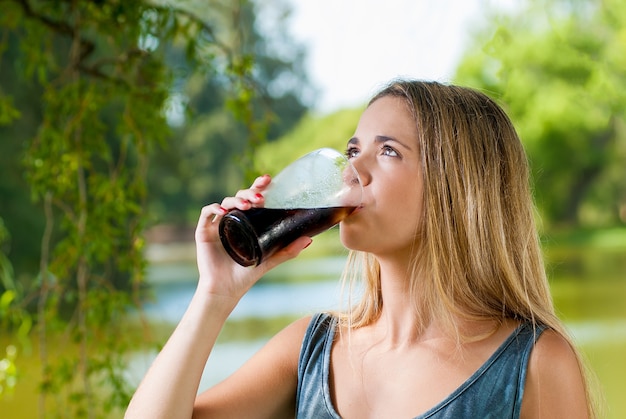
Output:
[349, 205, 363, 215]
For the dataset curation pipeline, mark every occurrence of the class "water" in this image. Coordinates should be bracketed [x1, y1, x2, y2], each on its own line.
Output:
[3, 245, 625, 417]
[143, 256, 350, 322]
[127, 256, 352, 391]
[120, 234, 626, 419]
[133, 252, 626, 404]
[143, 277, 345, 322]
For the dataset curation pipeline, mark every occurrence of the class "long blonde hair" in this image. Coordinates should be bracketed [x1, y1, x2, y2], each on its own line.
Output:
[338, 79, 599, 416]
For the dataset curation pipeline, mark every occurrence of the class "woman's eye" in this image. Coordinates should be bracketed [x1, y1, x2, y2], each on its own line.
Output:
[382, 145, 399, 157]
[345, 147, 359, 159]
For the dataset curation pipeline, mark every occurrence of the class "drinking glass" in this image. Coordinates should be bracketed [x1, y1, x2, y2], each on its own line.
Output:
[219, 148, 362, 266]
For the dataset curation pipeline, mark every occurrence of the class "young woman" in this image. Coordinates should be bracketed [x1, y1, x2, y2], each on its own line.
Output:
[126, 80, 596, 418]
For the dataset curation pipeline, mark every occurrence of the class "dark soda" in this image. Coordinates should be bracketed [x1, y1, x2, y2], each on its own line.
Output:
[219, 206, 355, 267]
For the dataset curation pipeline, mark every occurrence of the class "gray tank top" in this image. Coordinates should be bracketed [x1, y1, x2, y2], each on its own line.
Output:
[296, 313, 545, 418]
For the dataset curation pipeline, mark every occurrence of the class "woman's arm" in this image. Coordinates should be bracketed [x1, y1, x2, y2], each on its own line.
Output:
[124, 282, 236, 419]
[193, 316, 311, 418]
[521, 329, 590, 419]
[125, 176, 312, 419]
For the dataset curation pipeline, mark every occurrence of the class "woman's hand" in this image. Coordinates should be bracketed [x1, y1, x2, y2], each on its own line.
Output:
[194, 174, 312, 306]
[127, 175, 312, 419]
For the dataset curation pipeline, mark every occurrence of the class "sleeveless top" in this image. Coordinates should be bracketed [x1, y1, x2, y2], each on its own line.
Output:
[296, 313, 546, 418]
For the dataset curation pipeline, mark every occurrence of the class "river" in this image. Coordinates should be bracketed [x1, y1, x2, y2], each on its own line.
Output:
[2, 238, 624, 418]
[125, 249, 626, 419]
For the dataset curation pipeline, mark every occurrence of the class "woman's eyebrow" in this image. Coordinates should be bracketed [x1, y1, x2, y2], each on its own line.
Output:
[348, 135, 413, 151]
[375, 135, 413, 151]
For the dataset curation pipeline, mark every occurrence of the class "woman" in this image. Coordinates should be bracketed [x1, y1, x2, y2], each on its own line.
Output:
[126, 80, 596, 418]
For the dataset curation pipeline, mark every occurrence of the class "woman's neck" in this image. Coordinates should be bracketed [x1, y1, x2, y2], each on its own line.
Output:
[374, 257, 426, 346]
[373, 256, 505, 348]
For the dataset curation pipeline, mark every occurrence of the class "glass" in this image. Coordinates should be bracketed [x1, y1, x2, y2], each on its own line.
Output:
[219, 148, 362, 266]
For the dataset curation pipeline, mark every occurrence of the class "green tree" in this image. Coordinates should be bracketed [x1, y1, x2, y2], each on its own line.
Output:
[455, 0, 626, 228]
[0, 28, 47, 280]
[0, 0, 273, 416]
[146, 0, 312, 225]
[255, 106, 364, 170]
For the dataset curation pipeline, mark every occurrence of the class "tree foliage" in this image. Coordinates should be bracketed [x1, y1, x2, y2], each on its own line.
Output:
[0, 0, 296, 416]
[456, 0, 626, 228]
[255, 107, 364, 171]
[146, 0, 311, 225]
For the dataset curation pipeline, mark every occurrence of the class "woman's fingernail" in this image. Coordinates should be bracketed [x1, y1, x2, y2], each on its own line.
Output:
[303, 238, 313, 249]
[255, 193, 263, 200]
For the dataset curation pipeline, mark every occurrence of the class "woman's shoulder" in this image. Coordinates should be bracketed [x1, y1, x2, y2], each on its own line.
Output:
[275, 315, 315, 343]
[528, 328, 583, 382]
[275, 313, 334, 346]
[521, 328, 590, 418]
[291, 312, 337, 343]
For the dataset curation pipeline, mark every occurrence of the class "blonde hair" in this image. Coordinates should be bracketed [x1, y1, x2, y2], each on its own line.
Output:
[338, 79, 599, 416]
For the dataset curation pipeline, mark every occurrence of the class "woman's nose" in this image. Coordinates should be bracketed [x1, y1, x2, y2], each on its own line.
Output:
[351, 157, 371, 186]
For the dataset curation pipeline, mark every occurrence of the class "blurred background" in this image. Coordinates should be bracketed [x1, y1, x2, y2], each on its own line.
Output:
[0, 0, 624, 417]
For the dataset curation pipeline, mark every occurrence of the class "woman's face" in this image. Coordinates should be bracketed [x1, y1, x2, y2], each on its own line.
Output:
[340, 95, 424, 260]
